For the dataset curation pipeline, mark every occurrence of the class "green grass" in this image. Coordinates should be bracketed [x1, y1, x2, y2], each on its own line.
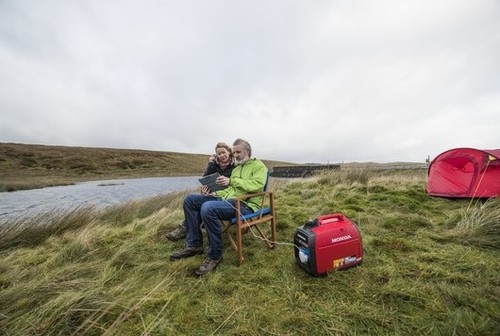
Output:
[0, 169, 499, 335]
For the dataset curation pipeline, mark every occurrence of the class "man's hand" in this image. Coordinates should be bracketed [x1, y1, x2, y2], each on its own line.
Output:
[216, 176, 230, 187]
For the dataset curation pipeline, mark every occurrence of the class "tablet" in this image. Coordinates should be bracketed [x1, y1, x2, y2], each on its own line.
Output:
[198, 172, 227, 192]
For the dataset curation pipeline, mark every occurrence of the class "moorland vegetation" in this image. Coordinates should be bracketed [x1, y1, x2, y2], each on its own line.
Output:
[0, 165, 499, 335]
[0, 143, 290, 192]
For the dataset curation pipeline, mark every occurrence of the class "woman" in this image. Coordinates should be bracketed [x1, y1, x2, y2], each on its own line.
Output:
[203, 142, 235, 177]
[166, 142, 236, 241]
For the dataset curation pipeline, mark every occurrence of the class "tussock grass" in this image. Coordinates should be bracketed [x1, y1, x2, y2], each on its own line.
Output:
[316, 168, 372, 186]
[450, 198, 500, 249]
[0, 177, 76, 192]
[1, 169, 499, 335]
[0, 207, 95, 251]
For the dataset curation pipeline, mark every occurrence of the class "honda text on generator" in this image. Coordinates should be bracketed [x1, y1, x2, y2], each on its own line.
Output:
[294, 213, 363, 276]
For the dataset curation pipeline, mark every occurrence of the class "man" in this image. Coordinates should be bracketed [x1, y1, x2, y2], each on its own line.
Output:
[170, 138, 268, 276]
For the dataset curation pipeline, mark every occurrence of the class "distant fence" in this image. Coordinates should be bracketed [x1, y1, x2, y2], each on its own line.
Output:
[271, 164, 340, 177]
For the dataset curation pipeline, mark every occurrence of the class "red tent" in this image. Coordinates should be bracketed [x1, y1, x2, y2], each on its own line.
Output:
[426, 148, 500, 198]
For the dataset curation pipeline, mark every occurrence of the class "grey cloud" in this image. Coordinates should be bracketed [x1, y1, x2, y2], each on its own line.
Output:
[0, 0, 499, 163]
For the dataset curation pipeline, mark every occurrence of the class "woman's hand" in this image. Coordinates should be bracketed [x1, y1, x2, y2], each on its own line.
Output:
[200, 185, 215, 196]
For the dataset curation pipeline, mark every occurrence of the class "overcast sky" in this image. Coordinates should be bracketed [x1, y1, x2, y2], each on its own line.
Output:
[0, 0, 499, 163]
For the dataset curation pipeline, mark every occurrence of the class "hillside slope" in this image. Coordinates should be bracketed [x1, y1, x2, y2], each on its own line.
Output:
[0, 142, 291, 191]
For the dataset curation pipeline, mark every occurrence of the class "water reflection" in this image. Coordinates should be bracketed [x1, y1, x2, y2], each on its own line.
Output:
[0, 176, 200, 220]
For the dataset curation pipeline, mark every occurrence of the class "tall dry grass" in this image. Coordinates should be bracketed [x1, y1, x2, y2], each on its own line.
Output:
[0, 207, 95, 250]
[451, 198, 500, 249]
[0, 169, 499, 335]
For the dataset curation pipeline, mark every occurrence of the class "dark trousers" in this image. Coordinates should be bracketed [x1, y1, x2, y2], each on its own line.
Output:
[183, 194, 253, 259]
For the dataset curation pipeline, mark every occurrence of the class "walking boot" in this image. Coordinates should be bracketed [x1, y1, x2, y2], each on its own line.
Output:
[170, 246, 204, 261]
[166, 224, 186, 241]
[194, 257, 222, 276]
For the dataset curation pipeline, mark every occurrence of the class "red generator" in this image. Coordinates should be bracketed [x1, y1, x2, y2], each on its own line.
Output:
[294, 213, 363, 276]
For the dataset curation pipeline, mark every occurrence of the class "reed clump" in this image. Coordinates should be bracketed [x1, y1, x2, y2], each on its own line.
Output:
[450, 198, 500, 249]
[0, 207, 95, 250]
[0, 169, 499, 335]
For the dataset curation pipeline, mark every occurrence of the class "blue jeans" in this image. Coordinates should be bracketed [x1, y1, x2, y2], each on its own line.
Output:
[183, 194, 253, 260]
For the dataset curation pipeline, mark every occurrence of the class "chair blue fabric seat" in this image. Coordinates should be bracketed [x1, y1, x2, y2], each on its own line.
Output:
[230, 207, 271, 224]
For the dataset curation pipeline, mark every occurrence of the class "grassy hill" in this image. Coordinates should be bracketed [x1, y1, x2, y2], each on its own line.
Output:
[0, 168, 498, 335]
[0, 142, 292, 191]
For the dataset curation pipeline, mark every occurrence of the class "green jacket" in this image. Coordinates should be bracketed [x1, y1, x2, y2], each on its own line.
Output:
[215, 158, 268, 211]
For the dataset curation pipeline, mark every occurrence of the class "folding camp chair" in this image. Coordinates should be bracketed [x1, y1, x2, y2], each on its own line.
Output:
[222, 173, 276, 265]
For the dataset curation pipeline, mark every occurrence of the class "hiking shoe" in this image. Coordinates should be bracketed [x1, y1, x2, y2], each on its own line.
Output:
[170, 246, 204, 261]
[166, 224, 186, 241]
[194, 257, 222, 276]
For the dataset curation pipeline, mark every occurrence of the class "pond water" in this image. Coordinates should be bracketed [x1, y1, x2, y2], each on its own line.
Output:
[0, 176, 201, 221]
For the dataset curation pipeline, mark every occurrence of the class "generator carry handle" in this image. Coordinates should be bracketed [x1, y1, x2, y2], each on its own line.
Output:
[317, 213, 347, 225]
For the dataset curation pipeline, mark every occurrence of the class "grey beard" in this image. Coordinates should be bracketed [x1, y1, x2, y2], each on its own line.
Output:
[235, 157, 249, 165]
